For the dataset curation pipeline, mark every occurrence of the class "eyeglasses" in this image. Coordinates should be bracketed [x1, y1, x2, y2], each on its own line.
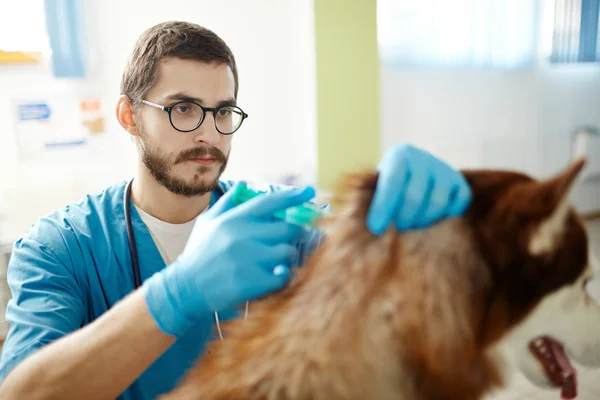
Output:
[141, 99, 248, 135]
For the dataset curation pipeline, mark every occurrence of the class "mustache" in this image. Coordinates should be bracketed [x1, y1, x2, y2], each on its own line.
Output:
[175, 146, 227, 164]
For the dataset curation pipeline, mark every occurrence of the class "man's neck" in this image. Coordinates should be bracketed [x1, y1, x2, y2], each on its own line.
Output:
[130, 168, 213, 224]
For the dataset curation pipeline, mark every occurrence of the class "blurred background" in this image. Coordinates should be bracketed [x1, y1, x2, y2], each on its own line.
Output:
[0, 0, 599, 398]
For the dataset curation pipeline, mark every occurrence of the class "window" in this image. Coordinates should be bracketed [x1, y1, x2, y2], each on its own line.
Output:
[0, 0, 86, 77]
[377, 0, 537, 68]
[550, 0, 600, 62]
[0, 0, 50, 63]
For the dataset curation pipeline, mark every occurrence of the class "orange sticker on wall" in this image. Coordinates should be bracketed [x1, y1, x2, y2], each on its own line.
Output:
[80, 100, 101, 112]
[80, 98, 105, 135]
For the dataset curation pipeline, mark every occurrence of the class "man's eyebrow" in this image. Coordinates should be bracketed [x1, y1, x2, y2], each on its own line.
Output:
[216, 98, 237, 107]
[164, 92, 201, 103]
[163, 92, 237, 107]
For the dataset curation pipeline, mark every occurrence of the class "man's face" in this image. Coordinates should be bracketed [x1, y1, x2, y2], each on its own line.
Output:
[136, 57, 236, 196]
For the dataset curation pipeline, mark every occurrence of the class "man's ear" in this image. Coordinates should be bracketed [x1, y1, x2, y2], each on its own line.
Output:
[116, 95, 139, 136]
[528, 158, 586, 256]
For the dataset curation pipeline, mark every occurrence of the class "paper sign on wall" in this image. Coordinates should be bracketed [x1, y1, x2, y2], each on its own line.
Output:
[12, 96, 106, 161]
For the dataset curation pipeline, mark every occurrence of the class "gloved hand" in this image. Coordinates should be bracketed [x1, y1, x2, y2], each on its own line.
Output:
[143, 182, 316, 337]
[367, 143, 472, 235]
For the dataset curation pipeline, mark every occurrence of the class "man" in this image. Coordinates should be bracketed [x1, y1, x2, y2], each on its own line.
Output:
[0, 21, 471, 399]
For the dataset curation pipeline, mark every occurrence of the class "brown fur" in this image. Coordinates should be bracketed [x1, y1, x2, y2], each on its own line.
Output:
[161, 160, 588, 400]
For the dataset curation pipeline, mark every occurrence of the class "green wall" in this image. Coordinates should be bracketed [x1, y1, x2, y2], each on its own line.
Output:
[313, 0, 380, 191]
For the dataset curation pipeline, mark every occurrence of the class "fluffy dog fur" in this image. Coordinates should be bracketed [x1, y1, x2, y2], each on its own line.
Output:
[161, 159, 600, 400]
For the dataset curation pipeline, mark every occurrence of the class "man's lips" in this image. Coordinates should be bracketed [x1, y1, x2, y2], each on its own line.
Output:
[175, 146, 226, 165]
[188, 157, 217, 165]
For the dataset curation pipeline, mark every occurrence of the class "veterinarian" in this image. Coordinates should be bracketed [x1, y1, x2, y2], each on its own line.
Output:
[0, 21, 472, 400]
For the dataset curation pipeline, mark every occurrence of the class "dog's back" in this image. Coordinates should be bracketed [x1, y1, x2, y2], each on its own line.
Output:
[161, 160, 592, 400]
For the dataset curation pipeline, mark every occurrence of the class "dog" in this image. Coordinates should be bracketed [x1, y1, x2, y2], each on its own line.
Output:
[161, 158, 600, 400]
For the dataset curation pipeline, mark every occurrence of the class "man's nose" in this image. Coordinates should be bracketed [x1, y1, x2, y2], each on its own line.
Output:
[193, 112, 221, 144]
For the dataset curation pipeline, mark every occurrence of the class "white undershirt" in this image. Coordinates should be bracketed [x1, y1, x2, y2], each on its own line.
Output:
[134, 205, 206, 265]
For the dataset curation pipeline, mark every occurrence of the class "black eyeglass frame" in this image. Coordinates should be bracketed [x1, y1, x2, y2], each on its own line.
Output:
[141, 99, 249, 135]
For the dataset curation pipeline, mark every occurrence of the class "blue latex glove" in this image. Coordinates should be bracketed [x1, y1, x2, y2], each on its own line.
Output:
[143, 182, 316, 337]
[367, 143, 472, 235]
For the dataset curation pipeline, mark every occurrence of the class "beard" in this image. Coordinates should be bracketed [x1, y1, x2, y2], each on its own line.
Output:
[137, 128, 229, 197]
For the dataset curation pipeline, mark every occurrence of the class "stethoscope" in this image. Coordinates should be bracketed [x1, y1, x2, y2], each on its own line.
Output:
[123, 178, 225, 289]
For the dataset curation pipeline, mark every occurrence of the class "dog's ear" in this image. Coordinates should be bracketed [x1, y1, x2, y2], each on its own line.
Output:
[526, 158, 586, 256]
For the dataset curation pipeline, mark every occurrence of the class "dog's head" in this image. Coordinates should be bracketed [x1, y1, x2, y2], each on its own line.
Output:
[319, 158, 600, 399]
[462, 158, 600, 399]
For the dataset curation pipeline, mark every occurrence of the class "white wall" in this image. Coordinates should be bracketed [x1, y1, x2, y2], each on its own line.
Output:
[379, 0, 600, 214]
[0, 0, 317, 241]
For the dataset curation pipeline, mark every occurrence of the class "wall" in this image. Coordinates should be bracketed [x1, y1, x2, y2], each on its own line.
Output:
[0, 0, 318, 241]
[314, 0, 379, 191]
[379, 0, 600, 214]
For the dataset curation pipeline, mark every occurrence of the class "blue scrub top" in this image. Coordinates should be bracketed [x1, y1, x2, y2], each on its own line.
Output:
[0, 179, 326, 399]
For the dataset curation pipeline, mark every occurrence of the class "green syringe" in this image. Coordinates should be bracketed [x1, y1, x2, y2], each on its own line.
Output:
[231, 184, 326, 226]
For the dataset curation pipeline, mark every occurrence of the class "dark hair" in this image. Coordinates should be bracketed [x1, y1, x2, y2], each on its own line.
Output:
[120, 21, 239, 107]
